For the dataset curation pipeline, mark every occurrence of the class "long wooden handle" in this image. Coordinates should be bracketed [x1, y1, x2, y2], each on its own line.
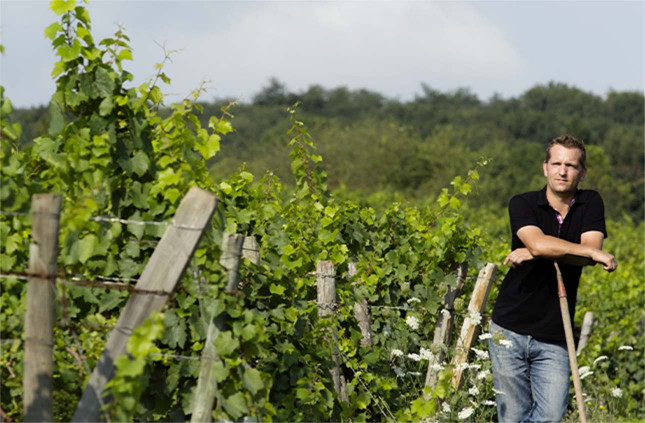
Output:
[554, 262, 587, 423]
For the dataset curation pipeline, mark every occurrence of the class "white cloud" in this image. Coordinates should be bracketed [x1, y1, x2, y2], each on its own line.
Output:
[1, 1, 641, 108]
[151, 1, 527, 102]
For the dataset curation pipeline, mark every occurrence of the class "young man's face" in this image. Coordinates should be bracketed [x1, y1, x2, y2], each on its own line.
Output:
[543, 144, 586, 196]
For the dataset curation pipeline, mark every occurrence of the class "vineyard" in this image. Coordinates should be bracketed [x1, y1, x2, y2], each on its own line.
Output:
[1, 1, 643, 422]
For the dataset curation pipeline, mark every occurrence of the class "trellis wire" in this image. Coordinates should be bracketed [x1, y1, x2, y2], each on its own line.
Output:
[1, 209, 204, 231]
[0, 271, 170, 296]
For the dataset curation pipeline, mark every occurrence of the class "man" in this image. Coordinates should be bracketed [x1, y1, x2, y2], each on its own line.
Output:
[489, 134, 617, 422]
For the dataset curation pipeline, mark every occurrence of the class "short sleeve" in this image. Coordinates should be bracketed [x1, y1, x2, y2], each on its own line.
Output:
[509, 195, 538, 236]
[581, 191, 608, 238]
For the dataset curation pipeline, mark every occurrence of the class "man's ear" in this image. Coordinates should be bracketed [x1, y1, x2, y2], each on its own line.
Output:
[542, 161, 548, 177]
[580, 167, 587, 181]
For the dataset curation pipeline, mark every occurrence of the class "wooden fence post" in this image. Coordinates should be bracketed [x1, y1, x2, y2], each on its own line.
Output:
[72, 187, 218, 422]
[242, 236, 260, 265]
[191, 233, 244, 423]
[576, 311, 594, 356]
[451, 263, 497, 390]
[23, 194, 62, 422]
[316, 260, 347, 401]
[349, 262, 372, 347]
[424, 263, 468, 396]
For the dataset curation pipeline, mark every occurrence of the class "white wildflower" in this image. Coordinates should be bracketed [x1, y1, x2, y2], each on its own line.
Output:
[442, 402, 451, 413]
[457, 406, 475, 420]
[441, 309, 451, 318]
[469, 311, 482, 325]
[593, 355, 608, 365]
[432, 363, 444, 371]
[468, 364, 482, 370]
[456, 362, 470, 371]
[611, 387, 623, 398]
[420, 348, 434, 360]
[406, 315, 420, 330]
[578, 366, 590, 374]
[468, 386, 480, 396]
[618, 345, 633, 351]
[408, 371, 422, 376]
[407, 297, 421, 304]
[499, 339, 512, 349]
[471, 347, 489, 360]
[393, 366, 405, 378]
[391, 349, 404, 358]
[407, 353, 421, 362]
[580, 371, 594, 380]
[479, 333, 492, 341]
[493, 388, 505, 395]
[477, 369, 491, 380]
[483, 400, 496, 406]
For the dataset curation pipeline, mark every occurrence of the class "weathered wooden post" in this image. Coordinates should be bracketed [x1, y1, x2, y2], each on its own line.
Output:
[72, 187, 218, 422]
[191, 233, 244, 423]
[349, 262, 372, 347]
[242, 236, 260, 265]
[451, 263, 497, 389]
[576, 311, 594, 356]
[316, 260, 345, 400]
[23, 194, 62, 422]
[424, 263, 468, 395]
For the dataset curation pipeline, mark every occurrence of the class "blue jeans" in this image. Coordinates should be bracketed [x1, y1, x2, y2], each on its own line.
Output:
[488, 321, 570, 422]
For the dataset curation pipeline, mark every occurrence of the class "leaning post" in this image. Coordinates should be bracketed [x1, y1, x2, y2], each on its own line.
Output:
[72, 187, 218, 422]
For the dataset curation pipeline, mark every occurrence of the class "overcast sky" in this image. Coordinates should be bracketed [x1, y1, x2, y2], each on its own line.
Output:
[1, 1, 643, 108]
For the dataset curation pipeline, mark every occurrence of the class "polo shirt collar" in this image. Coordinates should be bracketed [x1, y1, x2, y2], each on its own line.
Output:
[537, 185, 586, 208]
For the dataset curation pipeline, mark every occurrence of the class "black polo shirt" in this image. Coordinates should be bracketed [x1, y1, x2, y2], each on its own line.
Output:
[491, 186, 607, 342]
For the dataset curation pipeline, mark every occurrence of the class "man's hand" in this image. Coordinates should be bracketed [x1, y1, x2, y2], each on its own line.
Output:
[504, 248, 535, 268]
[590, 249, 618, 272]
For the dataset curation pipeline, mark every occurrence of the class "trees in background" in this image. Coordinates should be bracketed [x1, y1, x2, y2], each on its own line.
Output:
[8, 80, 644, 219]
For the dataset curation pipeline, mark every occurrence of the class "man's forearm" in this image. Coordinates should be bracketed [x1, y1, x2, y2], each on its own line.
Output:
[525, 235, 598, 260]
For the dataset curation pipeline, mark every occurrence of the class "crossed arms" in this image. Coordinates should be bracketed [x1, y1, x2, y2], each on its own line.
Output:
[504, 226, 618, 272]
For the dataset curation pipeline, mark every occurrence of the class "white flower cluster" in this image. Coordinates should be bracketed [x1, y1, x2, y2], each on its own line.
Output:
[477, 369, 490, 380]
[407, 297, 421, 304]
[468, 386, 479, 396]
[407, 353, 421, 361]
[578, 366, 594, 380]
[618, 345, 633, 351]
[483, 400, 496, 406]
[593, 355, 608, 365]
[407, 348, 434, 362]
[442, 402, 451, 413]
[391, 349, 404, 358]
[456, 362, 470, 371]
[471, 347, 489, 360]
[420, 348, 434, 360]
[457, 406, 474, 420]
[611, 387, 623, 398]
[498, 339, 512, 349]
[406, 315, 420, 330]
[469, 311, 482, 326]
[479, 333, 492, 341]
